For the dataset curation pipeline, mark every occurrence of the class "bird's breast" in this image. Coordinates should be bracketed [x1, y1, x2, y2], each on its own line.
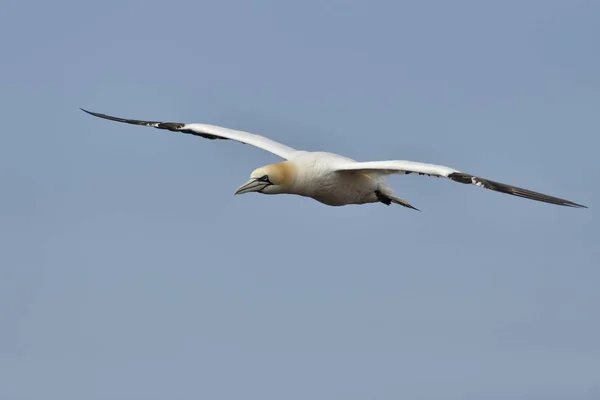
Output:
[296, 170, 379, 206]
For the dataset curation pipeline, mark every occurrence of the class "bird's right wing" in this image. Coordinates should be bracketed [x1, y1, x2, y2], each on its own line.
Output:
[81, 109, 298, 159]
[334, 160, 587, 208]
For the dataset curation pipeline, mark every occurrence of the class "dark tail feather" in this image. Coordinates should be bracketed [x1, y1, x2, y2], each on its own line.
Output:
[375, 191, 421, 211]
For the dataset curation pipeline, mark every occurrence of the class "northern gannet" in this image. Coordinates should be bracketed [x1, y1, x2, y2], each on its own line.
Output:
[81, 109, 586, 211]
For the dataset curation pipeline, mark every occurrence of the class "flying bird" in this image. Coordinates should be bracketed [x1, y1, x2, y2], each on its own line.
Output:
[81, 108, 586, 211]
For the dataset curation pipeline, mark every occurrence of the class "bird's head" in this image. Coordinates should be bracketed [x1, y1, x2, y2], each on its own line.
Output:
[234, 162, 295, 196]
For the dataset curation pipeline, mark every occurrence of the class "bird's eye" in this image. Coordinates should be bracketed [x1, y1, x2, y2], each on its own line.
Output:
[260, 175, 269, 182]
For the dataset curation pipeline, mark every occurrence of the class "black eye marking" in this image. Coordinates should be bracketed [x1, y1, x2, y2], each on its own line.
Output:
[258, 175, 271, 184]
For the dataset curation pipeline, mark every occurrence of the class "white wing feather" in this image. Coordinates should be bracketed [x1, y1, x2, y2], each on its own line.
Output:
[335, 160, 458, 177]
[81, 109, 298, 159]
[335, 160, 586, 208]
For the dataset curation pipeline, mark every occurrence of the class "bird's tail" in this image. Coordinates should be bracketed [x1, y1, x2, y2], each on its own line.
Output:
[389, 195, 420, 211]
[375, 190, 420, 211]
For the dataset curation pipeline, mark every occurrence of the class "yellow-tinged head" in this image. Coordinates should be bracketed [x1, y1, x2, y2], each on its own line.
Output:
[234, 162, 296, 195]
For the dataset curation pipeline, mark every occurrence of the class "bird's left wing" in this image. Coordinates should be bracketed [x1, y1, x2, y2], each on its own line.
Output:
[334, 160, 586, 208]
[81, 109, 298, 159]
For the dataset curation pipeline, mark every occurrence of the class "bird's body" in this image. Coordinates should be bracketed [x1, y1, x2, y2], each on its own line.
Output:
[258, 151, 399, 207]
[263, 152, 369, 206]
[81, 109, 586, 211]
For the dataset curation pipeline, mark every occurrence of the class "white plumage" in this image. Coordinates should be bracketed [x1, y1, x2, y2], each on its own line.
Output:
[81, 109, 586, 210]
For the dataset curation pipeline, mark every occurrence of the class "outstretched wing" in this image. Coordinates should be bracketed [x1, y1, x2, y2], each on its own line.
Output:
[334, 160, 586, 208]
[81, 109, 298, 159]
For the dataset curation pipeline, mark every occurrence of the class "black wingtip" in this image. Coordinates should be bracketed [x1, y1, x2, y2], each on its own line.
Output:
[449, 172, 587, 209]
[80, 108, 97, 117]
[565, 202, 588, 209]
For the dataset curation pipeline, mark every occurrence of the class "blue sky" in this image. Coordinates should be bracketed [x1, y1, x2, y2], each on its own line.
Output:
[1, 0, 599, 399]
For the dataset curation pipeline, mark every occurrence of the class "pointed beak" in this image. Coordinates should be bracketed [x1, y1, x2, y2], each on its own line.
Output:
[234, 179, 267, 195]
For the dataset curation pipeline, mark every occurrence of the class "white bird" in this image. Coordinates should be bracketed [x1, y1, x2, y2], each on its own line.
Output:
[81, 109, 586, 210]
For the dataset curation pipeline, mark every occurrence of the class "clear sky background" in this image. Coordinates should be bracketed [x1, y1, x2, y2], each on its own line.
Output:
[1, 0, 599, 399]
